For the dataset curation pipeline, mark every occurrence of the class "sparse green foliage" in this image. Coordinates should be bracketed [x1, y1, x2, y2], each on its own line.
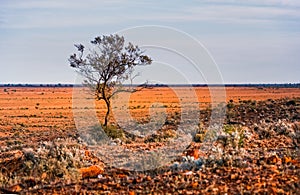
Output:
[0, 139, 86, 188]
[221, 124, 245, 148]
[69, 34, 152, 127]
[103, 125, 125, 140]
[144, 129, 177, 143]
[227, 102, 234, 109]
[223, 124, 236, 134]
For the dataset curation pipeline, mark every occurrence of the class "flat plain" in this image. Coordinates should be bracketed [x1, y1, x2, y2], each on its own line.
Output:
[0, 86, 299, 194]
[1, 86, 299, 132]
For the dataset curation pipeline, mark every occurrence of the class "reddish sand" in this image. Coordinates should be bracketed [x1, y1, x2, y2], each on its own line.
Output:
[0, 86, 299, 131]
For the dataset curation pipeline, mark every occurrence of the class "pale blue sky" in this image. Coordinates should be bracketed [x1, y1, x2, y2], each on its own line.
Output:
[0, 0, 299, 84]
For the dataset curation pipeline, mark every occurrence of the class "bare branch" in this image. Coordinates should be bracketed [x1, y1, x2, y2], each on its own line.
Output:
[68, 34, 152, 127]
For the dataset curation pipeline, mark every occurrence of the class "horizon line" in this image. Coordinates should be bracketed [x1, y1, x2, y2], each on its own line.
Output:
[0, 83, 299, 88]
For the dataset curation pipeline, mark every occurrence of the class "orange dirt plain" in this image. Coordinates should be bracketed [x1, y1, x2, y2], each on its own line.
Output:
[1, 86, 300, 194]
[0, 86, 299, 133]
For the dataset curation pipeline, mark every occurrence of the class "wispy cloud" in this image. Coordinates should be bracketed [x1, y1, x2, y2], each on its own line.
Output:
[186, 4, 300, 23]
[2, 0, 128, 9]
[1, 0, 299, 30]
[0, 0, 299, 83]
[199, 0, 300, 7]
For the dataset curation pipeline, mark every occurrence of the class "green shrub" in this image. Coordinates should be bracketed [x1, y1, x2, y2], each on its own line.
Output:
[104, 125, 125, 140]
[222, 124, 245, 148]
[227, 102, 234, 109]
[223, 124, 236, 134]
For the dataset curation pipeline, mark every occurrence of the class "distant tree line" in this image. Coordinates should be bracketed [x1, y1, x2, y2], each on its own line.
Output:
[0, 84, 74, 87]
[1, 83, 300, 88]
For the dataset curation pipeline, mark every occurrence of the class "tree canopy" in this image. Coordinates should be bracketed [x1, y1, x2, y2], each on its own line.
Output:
[69, 34, 152, 127]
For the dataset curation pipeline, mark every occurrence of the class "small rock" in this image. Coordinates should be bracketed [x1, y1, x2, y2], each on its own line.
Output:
[9, 184, 22, 193]
[79, 165, 104, 178]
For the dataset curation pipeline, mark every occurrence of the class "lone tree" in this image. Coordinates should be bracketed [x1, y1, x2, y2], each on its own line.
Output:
[69, 34, 152, 128]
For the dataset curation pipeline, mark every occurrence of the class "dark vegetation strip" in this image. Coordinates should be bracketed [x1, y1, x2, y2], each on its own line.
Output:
[0, 83, 300, 88]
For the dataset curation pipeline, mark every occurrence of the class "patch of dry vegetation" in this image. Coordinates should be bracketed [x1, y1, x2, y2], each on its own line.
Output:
[0, 90, 299, 193]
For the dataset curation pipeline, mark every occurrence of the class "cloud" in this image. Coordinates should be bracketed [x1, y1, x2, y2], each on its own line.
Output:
[0, 0, 136, 29]
[185, 4, 300, 23]
[0, 0, 299, 84]
[2, 0, 127, 10]
[1, 0, 299, 30]
[199, 0, 300, 7]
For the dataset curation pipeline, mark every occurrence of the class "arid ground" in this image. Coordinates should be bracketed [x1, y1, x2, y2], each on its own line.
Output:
[0, 86, 299, 194]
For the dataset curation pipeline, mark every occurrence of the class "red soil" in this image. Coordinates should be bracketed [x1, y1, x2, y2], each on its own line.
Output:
[0, 86, 299, 132]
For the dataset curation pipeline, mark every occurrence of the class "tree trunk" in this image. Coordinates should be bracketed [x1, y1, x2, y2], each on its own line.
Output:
[103, 98, 110, 127]
[99, 82, 111, 128]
